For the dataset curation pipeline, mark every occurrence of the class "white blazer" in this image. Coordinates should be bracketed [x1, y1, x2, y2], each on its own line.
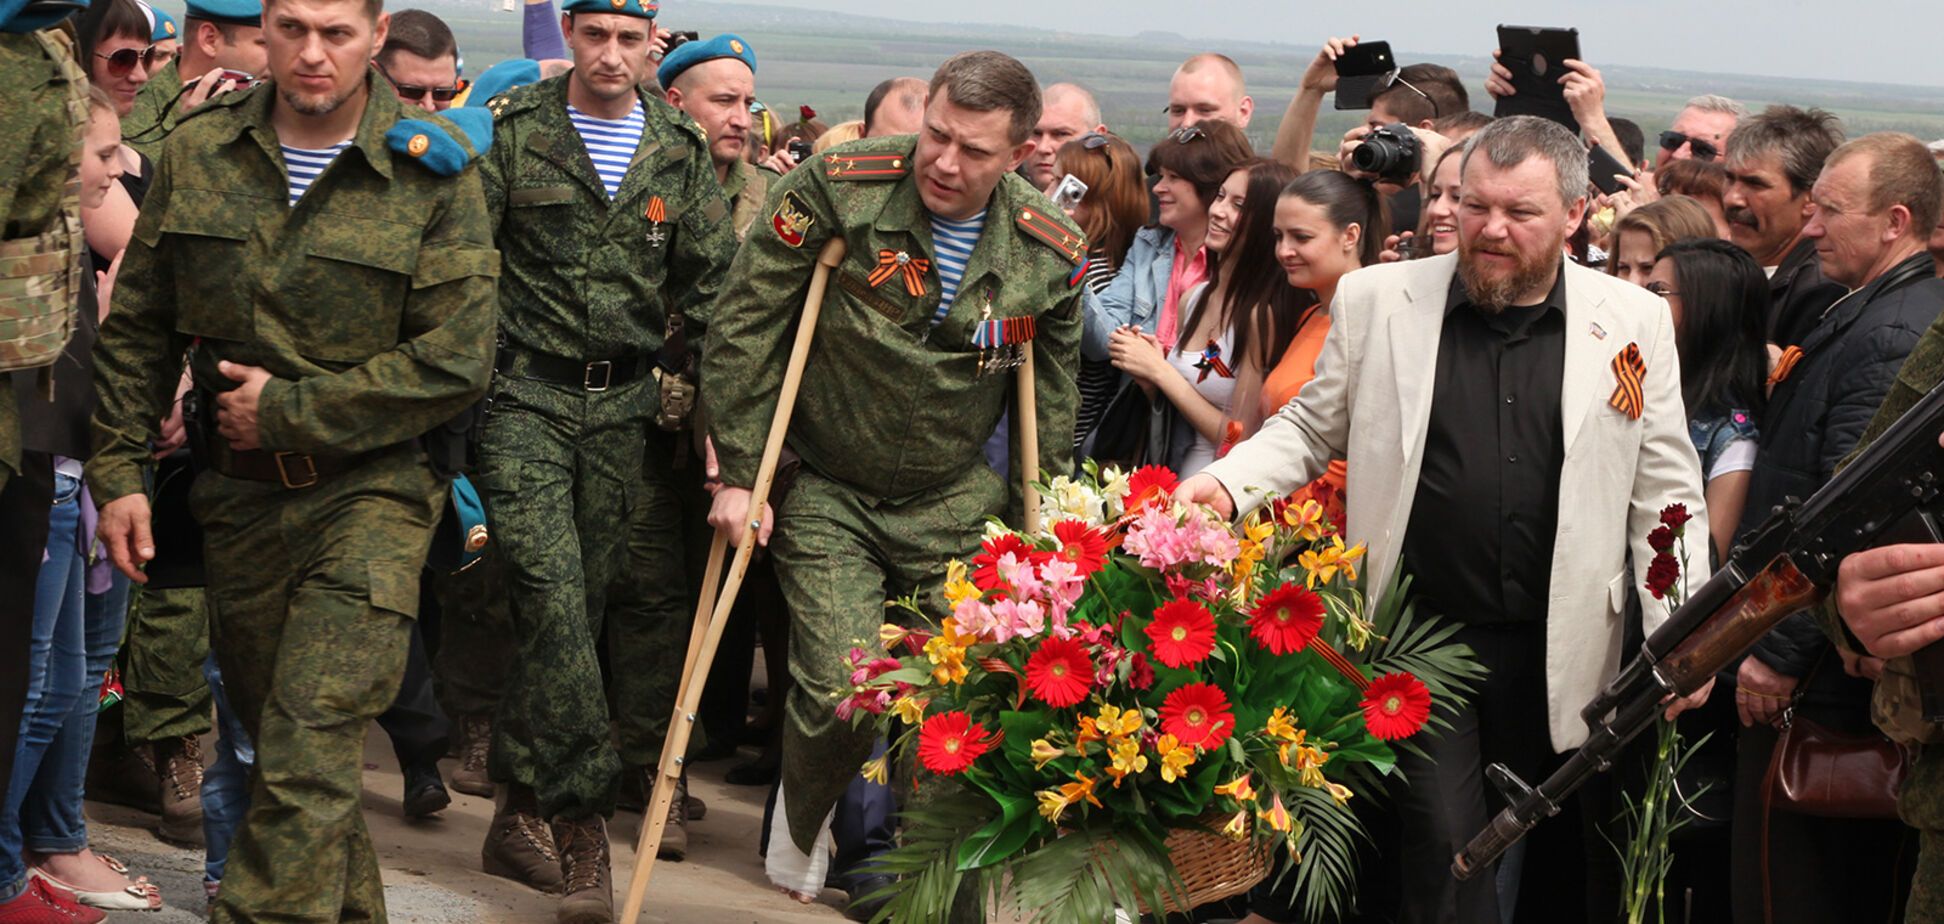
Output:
[1202, 253, 1710, 751]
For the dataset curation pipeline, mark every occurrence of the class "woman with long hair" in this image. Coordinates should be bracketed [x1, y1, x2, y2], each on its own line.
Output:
[1106, 159, 1300, 476]
[1609, 195, 1718, 288]
[1053, 133, 1151, 454]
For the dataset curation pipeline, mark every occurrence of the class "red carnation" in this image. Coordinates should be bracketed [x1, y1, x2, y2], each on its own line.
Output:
[1025, 636, 1094, 708]
[1124, 465, 1180, 513]
[1360, 672, 1431, 740]
[1052, 519, 1108, 578]
[971, 533, 1034, 595]
[1659, 503, 1691, 530]
[1644, 552, 1681, 600]
[1145, 598, 1217, 668]
[1248, 583, 1326, 656]
[1160, 682, 1235, 750]
[798, 104, 818, 121]
[916, 711, 993, 776]
[1646, 525, 1675, 552]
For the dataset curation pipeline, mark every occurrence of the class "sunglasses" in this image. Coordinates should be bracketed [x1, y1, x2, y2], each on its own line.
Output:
[1169, 125, 1207, 143]
[1379, 70, 1441, 118]
[1658, 130, 1719, 162]
[94, 44, 162, 78]
[380, 66, 468, 103]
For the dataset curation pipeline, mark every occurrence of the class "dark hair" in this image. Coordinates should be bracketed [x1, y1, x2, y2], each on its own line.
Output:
[1609, 117, 1645, 168]
[1431, 109, 1492, 143]
[1656, 238, 1769, 419]
[1176, 159, 1303, 369]
[1145, 119, 1253, 209]
[78, 0, 151, 64]
[928, 52, 1039, 145]
[1053, 133, 1146, 270]
[1280, 169, 1388, 269]
[1656, 157, 1727, 203]
[378, 9, 455, 66]
[863, 76, 925, 136]
[1371, 63, 1468, 125]
[1724, 105, 1845, 196]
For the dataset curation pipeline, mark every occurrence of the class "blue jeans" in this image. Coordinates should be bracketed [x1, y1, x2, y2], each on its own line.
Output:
[0, 472, 88, 901]
[201, 655, 254, 887]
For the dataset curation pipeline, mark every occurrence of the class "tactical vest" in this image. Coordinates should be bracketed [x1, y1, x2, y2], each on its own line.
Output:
[0, 26, 86, 373]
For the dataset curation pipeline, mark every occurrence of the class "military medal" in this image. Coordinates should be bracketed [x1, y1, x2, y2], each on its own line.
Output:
[868, 249, 930, 298]
[644, 196, 669, 247]
[971, 296, 1035, 378]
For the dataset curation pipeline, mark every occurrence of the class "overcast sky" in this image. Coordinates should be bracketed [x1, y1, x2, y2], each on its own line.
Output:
[755, 0, 1944, 89]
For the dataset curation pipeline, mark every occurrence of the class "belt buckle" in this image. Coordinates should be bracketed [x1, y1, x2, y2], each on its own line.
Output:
[273, 451, 319, 489]
[583, 360, 613, 392]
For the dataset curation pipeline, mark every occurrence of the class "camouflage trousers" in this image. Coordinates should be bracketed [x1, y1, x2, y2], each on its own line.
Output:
[1903, 743, 1944, 922]
[771, 463, 1002, 853]
[119, 585, 214, 742]
[191, 445, 442, 924]
[476, 373, 647, 821]
[427, 546, 514, 721]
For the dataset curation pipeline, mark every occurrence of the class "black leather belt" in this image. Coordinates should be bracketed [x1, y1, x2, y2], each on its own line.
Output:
[213, 446, 372, 489]
[495, 347, 651, 392]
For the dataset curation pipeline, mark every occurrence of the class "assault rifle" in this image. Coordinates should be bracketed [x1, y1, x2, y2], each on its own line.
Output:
[1454, 377, 1944, 879]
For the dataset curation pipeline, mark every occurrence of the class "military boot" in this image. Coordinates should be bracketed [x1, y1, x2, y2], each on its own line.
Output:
[450, 714, 495, 799]
[482, 786, 564, 894]
[552, 816, 613, 924]
[154, 735, 204, 847]
[654, 772, 687, 861]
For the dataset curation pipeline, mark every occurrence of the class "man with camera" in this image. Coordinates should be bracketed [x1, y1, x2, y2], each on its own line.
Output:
[123, 0, 265, 158]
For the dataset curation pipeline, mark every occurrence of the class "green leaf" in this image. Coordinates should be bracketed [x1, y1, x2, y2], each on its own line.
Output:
[958, 789, 1038, 869]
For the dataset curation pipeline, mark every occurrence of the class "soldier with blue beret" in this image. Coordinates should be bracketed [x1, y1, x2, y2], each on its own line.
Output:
[123, 0, 266, 158]
[149, 5, 175, 41]
[557, 0, 657, 19]
[654, 31, 752, 90]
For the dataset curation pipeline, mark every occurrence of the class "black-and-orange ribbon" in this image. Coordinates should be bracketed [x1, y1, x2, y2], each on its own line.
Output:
[1768, 345, 1805, 386]
[867, 249, 931, 298]
[1608, 342, 1646, 420]
[644, 196, 666, 223]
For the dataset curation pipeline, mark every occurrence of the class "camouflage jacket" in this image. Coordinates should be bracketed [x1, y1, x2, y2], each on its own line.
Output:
[1, 26, 86, 475]
[481, 75, 736, 360]
[724, 156, 767, 241]
[122, 59, 181, 161]
[88, 73, 500, 503]
[701, 134, 1085, 510]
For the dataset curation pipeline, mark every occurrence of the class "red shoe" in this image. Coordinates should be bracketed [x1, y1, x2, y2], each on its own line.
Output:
[0, 878, 107, 923]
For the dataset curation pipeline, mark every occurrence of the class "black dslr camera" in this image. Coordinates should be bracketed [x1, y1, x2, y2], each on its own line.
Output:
[1352, 123, 1422, 185]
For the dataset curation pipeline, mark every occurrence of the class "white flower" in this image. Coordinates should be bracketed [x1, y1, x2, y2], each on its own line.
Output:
[1098, 465, 1130, 519]
[1042, 476, 1105, 526]
[983, 520, 1013, 541]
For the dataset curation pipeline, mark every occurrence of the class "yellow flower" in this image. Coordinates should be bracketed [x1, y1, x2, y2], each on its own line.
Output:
[1282, 499, 1328, 542]
[1230, 519, 1275, 585]
[892, 695, 928, 725]
[1214, 772, 1256, 803]
[1074, 715, 1103, 750]
[1299, 536, 1366, 588]
[1154, 733, 1195, 783]
[1261, 793, 1292, 833]
[1036, 788, 1072, 824]
[1030, 738, 1065, 770]
[1222, 809, 1250, 840]
[1105, 736, 1148, 787]
[859, 754, 888, 786]
[1292, 743, 1329, 789]
[1325, 781, 1354, 805]
[924, 618, 973, 686]
[943, 560, 980, 608]
[1264, 707, 1300, 742]
[1094, 704, 1143, 740]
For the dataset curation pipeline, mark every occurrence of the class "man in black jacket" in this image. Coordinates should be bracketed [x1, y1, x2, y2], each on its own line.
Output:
[1729, 132, 1944, 923]
[1722, 105, 1848, 349]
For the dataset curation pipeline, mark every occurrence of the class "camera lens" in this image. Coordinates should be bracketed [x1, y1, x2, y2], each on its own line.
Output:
[1352, 137, 1402, 176]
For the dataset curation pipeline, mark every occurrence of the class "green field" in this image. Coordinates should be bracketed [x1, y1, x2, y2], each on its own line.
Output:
[419, 0, 1944, 152]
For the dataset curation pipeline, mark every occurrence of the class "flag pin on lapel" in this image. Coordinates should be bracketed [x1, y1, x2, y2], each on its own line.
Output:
[1589, 322, 1607, 340]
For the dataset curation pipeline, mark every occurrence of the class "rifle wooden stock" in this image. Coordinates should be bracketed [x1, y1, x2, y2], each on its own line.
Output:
[1655, 556, 1823, 691]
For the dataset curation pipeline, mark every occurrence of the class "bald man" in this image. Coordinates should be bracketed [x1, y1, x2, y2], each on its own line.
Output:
[862, 75, 926, 137]
[1024, 82, 1106, 189]
[1167, 52, 1251, 130]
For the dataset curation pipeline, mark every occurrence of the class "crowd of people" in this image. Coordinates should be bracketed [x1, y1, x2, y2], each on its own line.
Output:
[3, 0, 1944, 922]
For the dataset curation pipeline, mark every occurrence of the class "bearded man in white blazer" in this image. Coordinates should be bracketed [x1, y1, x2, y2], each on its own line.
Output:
[1177, 116, 1714, 923]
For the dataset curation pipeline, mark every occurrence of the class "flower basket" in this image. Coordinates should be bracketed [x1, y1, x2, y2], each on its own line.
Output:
[843, 464, 1488, 923]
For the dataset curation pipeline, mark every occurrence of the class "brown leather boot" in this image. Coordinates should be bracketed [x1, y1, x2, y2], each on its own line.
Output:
[654, 773, 687, 862]
[482, 786, 564, 894]
[85, 734, 160, 814]
[154, 736, 204, 847]
[552, 816, 613, 924]
[450, 714, 495, 799]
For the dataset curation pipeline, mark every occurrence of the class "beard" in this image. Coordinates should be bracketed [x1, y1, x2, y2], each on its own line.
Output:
[1458, 235, 1562, 313]
[279, 81, 359, 118]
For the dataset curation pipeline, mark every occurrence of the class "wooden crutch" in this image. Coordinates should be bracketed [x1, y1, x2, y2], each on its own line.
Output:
[619, 237, 848, 924]
[1016, 343, 1041, 536]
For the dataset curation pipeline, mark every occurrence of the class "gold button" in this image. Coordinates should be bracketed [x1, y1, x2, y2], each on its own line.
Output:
[406, 133, 430, 157]
[891, 159, 901, 169]
[466, 525, 490, 551]
[730, 39, 744, 54]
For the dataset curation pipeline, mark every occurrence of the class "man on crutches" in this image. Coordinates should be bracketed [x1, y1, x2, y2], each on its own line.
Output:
[697, 50, 1086, 919]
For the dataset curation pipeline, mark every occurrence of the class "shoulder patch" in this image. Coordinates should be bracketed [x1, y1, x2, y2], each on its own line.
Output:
[771, 189, 815, 247]
[486, 82, 544, 123]
[824, 153, 909, 182]
[1015, 205, 1087, 266]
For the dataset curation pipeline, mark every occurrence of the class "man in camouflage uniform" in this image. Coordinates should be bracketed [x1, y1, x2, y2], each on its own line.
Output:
[474, 0, 736, 917]
[88, 0, 499, 916]
[702, 50, 1085, 902]
[122, 0, 266, 160]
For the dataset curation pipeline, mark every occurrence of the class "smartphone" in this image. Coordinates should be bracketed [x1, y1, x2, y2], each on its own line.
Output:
[1494, 25, 1581, 135]
[1331, 40, 1395, 111]
[1050, 174, 1089, 213]
[1588, 144, 1634, 196]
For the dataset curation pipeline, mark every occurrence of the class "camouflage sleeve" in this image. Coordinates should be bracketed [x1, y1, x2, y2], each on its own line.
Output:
[1011, 281, 1082, 516]
[88, 155, 186, 503]
[479, 123, 509, 234]
[254, 168, 500, 454]
[700, 162, 838, 489]
[666, 141, 738, 334]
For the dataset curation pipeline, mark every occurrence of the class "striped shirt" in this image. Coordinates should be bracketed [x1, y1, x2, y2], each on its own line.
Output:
[568, 103, 644, 199]
[927, 209, 986, 326]
[281, 141, 352, 208]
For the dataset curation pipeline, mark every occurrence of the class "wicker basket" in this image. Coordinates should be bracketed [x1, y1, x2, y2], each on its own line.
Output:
[1112, 814, 1271, 914]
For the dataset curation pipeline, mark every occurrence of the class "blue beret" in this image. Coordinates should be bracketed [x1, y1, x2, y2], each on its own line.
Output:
[463, 58, 542, 109]
[0, 0, 83, 33]
[656, 33, 755, 90]
[151, 7, 177, 41]
[388, 108, 493, 177]
[183, 0, 261, 26]
[560, 0, 656, 18]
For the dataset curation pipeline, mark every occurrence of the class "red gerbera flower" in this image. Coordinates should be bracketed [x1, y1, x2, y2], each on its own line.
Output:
[1025, 636, 1094, 708]
[1248, 583, 1326, 655]
[1052, 519, 1108, 578]
[1144, 598, 1217, 668]
[970, 533, 1034, 595]
[1124, 465, 1180, 513]
[1660, 503, 1691, 530]
[1160, 682, 1235, 750]
[1360, 672, 1432, 740]
[916, 711, 993, 775]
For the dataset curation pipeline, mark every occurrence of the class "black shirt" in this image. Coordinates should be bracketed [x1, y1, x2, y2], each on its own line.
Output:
[1400, 267, 1568, 624]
